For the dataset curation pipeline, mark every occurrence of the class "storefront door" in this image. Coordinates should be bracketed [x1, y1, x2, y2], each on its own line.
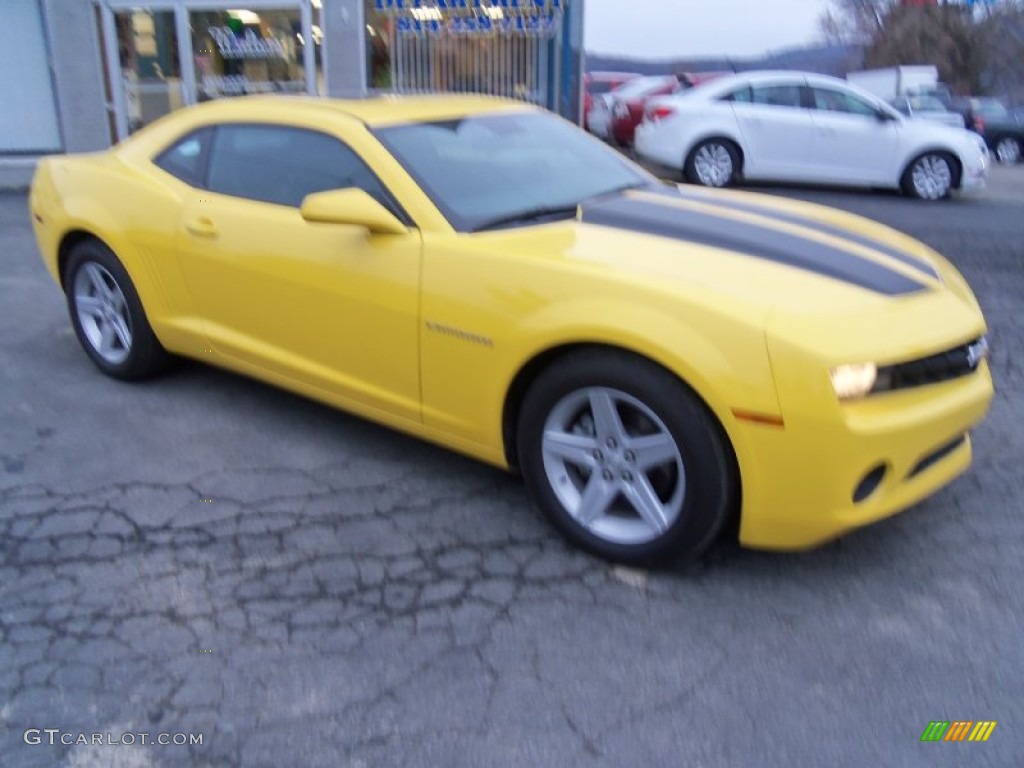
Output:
[98, 1, 317, 141]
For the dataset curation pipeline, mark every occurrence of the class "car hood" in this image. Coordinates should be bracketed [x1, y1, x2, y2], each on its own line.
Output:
[897, 117, 981, 148]
[469, 185, 986, 357]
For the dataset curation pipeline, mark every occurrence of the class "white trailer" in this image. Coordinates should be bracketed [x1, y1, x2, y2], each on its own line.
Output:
[846, 66, 939, 102]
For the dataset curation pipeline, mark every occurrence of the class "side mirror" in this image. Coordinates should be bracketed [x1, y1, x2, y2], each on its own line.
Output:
[876, 109, 897, 122]
[300, 188, 408, 235]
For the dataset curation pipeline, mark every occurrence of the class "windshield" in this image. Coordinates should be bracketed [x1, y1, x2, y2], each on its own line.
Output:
[908, 95, 947, 112]
[588, 82, 616, 95]
[375, 111, 652, 232]
[975, 100, 1009, 119]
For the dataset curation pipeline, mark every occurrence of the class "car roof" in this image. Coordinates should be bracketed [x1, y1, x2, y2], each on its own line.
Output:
[586, 71, 641, 81]
[157, 94, 535, 129]
[663, 70, 867, 102]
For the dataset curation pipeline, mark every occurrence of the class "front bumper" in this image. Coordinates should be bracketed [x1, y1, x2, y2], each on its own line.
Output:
[737, 362, 993, 551]
[960, 157, 988, 191]
[612, 116, 637, 146]
[960, 139, 990, 191]
[587, 109, 611, 139]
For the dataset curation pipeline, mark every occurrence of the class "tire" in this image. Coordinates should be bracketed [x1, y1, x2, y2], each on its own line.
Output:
[517, 349, 736, 565]
[64, 239, 169, 380]
[994, 137, 1021, 165]
[901, 152, 955, 201]
[685, 139, 739, 188]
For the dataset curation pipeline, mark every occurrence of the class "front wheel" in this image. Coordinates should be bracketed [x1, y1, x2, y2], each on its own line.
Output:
[517, 350, 736, 565]
[685, 139, 739, 188]
[901, 152, 955, 200]
[995, 137, 1021, 165]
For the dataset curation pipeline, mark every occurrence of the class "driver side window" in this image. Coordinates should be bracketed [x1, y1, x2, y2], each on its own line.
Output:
[811, 88, 878, 117]
[206, 124, 394, 210]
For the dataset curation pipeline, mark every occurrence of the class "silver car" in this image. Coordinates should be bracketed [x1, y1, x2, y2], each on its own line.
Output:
[890, 94, 966, 129]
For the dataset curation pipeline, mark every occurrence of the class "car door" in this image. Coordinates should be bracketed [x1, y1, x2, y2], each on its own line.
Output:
[807, 85, 900, 185]
[175, 122, 422, 421]
[729, 79, 817, 180]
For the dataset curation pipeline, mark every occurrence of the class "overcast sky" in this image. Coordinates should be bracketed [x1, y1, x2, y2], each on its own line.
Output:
[584, 0, 833, 59]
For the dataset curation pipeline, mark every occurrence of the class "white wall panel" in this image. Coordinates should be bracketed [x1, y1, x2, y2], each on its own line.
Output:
[0, 0, 62, 152]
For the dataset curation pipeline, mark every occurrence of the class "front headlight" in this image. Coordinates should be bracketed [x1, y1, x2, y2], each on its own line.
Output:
[830, 363, 877, 401]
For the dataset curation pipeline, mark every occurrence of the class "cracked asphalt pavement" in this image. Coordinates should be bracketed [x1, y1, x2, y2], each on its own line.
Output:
[2, 169, 1023, 767]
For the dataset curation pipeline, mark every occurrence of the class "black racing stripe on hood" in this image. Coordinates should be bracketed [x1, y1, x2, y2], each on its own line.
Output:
[582, 196, 927, 296]
[643, 184, 940, 279]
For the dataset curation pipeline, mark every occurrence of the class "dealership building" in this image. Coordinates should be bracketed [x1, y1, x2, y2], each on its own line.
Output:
[1, 0, 584, 187]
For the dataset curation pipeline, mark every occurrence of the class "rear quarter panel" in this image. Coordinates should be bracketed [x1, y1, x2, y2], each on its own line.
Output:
[29, 152, 201, 352]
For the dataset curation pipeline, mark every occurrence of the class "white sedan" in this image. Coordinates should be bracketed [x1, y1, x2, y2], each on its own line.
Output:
[635, 71, 989, 200]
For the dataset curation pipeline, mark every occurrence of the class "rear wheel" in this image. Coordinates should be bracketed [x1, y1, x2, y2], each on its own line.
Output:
[901, 152, 955, 200]
[65, 239, 168, 380]
[685, 139, 739, 188]
[517, 350, 735, 564]
[995, 137, 1021, 165]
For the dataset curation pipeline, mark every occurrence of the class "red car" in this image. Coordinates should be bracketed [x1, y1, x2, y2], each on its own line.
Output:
[584, 71, 640, 131]
[609, 75, 684, 146]
[610, 71, 731, 147]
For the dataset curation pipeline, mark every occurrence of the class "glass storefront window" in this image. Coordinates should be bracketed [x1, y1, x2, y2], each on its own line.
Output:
[191, 8, 308, 101]
[365, 1, 392, 89]
[115, 9, 182, 133]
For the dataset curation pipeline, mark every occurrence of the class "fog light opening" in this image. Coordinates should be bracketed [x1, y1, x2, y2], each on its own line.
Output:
[853, 464, 887, 504]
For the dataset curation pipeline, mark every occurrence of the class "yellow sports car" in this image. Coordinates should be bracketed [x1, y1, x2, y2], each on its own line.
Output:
[29, 95, 993, 564]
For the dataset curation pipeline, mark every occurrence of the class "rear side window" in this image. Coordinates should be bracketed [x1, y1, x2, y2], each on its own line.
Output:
[750, 85, 803, 109]
[206, 124, 391, 208]
[722, 86, 753, 103]
[153, 128, 211, 186]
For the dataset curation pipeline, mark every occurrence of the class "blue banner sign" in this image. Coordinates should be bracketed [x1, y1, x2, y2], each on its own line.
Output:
[395, 12, 561, 35]
[376, 0, 562, 8]
[376, 0, 564, 36]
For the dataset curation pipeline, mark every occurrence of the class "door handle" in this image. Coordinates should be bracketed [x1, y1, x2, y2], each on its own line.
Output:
[185, 216, 217, 238]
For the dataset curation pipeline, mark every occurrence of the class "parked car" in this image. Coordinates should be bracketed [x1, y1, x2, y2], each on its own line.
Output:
[609, 72, 732, 147]
[952, 97, 1024, 165]
[583, 71, 639, 131]
[610, 75, 686, 146]
[587, 75, 679, 142]
[890, 93, 965, 129]
[636, 71, 989, 200]
[29, 95, 992, 563]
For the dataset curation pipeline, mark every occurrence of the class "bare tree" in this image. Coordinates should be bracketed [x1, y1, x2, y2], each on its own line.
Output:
[820, 0, 897, 44]
[866, 5, 984, 93]
[821, 0, 1024, 96]
[978, 3, 1024, 100]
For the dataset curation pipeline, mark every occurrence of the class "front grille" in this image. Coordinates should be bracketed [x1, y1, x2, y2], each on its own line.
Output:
[875, 337, 988, 393]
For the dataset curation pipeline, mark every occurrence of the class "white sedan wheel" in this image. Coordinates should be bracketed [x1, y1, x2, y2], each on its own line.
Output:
[907, 154, 953, 201]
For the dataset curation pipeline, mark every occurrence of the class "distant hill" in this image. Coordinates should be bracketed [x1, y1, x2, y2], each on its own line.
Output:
[585, 44, 865, 78]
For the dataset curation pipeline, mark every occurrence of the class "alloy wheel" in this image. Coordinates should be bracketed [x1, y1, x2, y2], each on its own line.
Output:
[541, 387, 686, 545]
[694, 143, 734, 187]
[996, 138, 1021, 165]
[73, 262, 133, 365]
[911, 155, 953, 200]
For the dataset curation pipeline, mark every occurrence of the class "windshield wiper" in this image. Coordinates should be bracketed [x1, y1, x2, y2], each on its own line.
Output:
[589, 181, 649, 200]
[472, 204, 580, 233]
